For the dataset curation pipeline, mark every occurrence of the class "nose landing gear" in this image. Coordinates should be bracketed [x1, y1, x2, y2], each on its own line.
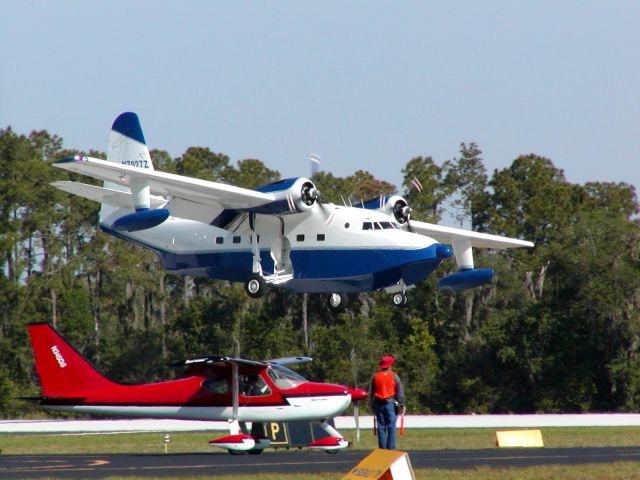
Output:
[327, 293, 348, 312]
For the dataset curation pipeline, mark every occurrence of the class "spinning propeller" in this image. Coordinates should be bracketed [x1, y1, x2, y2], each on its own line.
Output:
[347, 386, 368, 443]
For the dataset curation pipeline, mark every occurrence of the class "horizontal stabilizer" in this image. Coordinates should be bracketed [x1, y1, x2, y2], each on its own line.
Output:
[52, 181, 166, 209]
[54, 156, 274, 211]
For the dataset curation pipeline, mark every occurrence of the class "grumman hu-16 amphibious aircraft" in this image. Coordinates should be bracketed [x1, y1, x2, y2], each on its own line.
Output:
[28, 322, 368, 454]
[52, 112, 533, 310]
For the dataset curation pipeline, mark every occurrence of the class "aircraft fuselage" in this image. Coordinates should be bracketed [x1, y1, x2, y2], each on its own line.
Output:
[101, 203, 447, 293]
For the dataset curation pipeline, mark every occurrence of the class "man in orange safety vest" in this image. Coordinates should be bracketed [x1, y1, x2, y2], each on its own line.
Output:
[369, 355, 405, 449]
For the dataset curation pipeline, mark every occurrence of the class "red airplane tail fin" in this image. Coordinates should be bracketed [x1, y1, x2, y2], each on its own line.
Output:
[27, 322, 116, 397]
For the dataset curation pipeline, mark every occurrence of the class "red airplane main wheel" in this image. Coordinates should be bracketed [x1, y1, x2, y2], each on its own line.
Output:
[245, 275, 266, 298]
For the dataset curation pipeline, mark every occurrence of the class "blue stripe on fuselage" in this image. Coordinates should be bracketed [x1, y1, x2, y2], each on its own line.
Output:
[100, 225, 445, 292]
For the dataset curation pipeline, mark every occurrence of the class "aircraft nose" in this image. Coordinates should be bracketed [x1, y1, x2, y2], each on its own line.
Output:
[348, 387, 368, 402]
[436, 244, 453, 259]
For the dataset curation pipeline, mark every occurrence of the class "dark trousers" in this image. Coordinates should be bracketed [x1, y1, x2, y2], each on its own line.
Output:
[375, 400, 397, 449]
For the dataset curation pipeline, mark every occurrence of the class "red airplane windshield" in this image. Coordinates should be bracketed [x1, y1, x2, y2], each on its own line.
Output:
[266, 365, 306, 390]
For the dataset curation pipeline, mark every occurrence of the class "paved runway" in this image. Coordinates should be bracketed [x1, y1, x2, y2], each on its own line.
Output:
[1, 447, 639, 478]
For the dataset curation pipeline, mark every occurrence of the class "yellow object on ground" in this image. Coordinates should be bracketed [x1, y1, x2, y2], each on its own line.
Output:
[496, 429, 544, 447]
[342, 448, 415, 480]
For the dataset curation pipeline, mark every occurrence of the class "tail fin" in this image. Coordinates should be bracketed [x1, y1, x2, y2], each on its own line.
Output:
[27, 323, 116, 397]
[106, 112, 154, 170]
[100, 112, 154, 222]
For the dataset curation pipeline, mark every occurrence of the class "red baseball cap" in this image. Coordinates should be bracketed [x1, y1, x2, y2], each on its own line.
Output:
[379, 355, 395, 369]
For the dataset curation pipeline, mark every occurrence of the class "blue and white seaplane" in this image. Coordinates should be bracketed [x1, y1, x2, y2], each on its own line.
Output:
[52, 112, 533, 310]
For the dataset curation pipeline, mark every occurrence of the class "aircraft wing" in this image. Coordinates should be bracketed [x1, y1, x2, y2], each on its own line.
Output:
[265, 356, 313, 366]
[53, 156, 275, 211]
[52, 181, 167, 209]
[171, 355, 267, 368]
[409, 220, 534, 249]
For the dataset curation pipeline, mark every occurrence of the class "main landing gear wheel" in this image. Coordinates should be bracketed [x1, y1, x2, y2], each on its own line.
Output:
[392, 293, 408, 306]
[245, 275, 266, 298]
[327, 293, 347, 312]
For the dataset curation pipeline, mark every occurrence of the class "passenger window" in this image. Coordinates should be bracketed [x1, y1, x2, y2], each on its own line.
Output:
[202, 377, 228, 394]
[216, 237, 224, 244]
[233, 236, 241, 244]
[317, 234, 325, 241]
[363, 222, 372, 230]
[297, 234, 305, 242]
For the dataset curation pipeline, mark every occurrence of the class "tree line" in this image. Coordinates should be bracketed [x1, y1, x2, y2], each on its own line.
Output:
[1, 126, 639, 417]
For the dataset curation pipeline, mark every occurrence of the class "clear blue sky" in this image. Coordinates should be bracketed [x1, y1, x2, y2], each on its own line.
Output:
[2, 1, 639, 198]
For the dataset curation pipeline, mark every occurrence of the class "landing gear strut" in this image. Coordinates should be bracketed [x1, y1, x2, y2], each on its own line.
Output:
[327, 293, 348, 312]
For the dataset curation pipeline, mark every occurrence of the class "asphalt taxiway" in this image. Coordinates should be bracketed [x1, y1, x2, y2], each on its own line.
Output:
[1, 447, 639, 479]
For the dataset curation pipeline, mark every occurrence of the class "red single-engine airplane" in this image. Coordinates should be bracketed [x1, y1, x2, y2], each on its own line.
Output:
[28, 322, 367, 454]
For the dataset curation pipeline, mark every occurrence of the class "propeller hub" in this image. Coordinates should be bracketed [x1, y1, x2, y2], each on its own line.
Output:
[301, 182, 320, 206]
[348, 387, 368, 402]
[392, 199, 411, 224]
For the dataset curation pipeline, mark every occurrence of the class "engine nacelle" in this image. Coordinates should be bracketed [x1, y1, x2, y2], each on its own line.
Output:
[437, 268, 494, 291]
[357, 195, 412, 224]
[252, 177, 319, 214]
[383, 195, 412, 224]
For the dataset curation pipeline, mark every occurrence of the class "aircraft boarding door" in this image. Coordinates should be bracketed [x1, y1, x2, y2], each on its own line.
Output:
[270, 218, 293, 276]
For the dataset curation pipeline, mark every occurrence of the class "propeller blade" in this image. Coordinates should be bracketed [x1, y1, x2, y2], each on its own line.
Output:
[354, 403, 360, 443]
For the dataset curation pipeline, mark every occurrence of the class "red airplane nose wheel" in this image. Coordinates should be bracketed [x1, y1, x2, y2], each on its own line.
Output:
[245, 275, 266, 298]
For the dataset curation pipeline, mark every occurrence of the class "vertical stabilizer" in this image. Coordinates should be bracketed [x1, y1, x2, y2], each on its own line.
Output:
[27, 323, 116, 397]
[107, 112, 153, 170]
[101, 112, 154, 222]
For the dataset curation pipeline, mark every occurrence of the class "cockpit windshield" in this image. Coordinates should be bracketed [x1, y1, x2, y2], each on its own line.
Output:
[267, 364, 307, 390]
[363, 221, 400, 230]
